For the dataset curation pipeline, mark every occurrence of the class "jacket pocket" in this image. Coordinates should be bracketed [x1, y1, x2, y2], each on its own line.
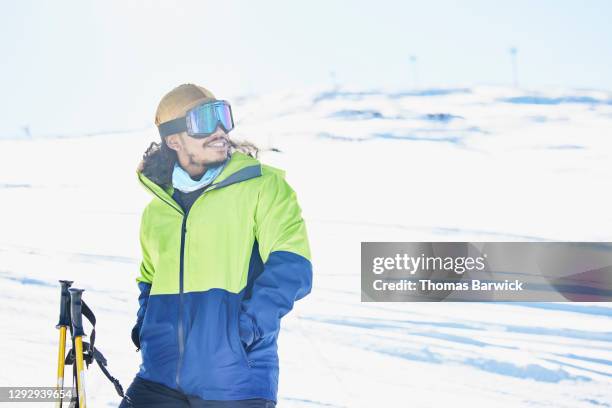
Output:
[232, 310, 252, 368]
[139, 322, 177, 369]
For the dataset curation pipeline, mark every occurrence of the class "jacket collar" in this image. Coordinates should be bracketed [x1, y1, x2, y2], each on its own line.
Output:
[137, 151, 262, 213]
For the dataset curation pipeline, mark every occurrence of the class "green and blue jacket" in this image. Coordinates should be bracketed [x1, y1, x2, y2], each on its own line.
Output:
[134, 151, 313, 402]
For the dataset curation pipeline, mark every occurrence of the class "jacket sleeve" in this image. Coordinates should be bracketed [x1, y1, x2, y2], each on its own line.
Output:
[239, 172, 313, 347]
[133, 206, 154, 347]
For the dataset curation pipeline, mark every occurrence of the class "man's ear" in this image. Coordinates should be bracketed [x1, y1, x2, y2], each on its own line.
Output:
[165, 134, 182, 152]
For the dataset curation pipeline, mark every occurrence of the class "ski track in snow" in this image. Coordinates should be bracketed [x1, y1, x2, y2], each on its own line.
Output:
[0, 85, 611, 407]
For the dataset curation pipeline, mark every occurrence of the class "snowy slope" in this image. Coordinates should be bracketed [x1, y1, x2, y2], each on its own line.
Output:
[0, 85, 611, 407]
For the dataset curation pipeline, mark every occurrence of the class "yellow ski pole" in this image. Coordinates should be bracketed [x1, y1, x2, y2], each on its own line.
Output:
[69, 288, 87, 408]
[55, 280, 73, 408]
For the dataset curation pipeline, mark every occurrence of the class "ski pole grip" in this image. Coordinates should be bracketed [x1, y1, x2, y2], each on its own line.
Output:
[56, 280, 73, 328]
[69, 288, 86, 337]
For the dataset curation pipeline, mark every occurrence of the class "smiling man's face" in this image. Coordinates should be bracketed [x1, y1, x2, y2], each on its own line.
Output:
[166, 125, 230, 178]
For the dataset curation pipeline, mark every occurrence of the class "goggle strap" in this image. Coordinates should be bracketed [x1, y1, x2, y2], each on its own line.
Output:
[158, 116, 187, 138]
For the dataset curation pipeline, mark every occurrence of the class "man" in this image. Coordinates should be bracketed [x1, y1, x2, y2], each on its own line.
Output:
[120, 84, 313, 407]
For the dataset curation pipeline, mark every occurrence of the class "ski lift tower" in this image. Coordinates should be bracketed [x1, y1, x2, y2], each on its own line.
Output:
[509, 47, 519, 88]
[409, 55, 419, 89]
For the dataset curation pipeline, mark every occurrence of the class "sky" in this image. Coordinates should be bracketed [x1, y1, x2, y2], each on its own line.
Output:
[1, 0, 611, 137]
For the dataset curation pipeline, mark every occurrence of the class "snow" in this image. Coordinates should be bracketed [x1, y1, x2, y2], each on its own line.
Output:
[0, 85, 611, 407]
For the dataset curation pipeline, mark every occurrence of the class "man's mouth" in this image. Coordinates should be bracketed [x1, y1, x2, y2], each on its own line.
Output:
[206, 138, 228, 148]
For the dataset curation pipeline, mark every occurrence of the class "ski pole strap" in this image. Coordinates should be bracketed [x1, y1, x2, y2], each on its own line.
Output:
[64, 343, 125, 398]
[81, 301, 97, 358]
[93, 348, 125, 398]
[64, 299, 126, 399]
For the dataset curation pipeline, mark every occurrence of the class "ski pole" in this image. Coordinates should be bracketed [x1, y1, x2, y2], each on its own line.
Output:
[69, 288, 87, 408]
[55, 280, 73, 408]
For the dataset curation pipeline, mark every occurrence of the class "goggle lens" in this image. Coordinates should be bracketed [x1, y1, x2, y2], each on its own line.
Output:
[187, 101, 234, 137]
[215, 103, 234, 132]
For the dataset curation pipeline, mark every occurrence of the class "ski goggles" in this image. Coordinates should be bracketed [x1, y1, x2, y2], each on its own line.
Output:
[157, 100, 235, 138]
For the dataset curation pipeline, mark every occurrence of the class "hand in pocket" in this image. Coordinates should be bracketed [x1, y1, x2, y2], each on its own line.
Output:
[238, 312, 258, 350]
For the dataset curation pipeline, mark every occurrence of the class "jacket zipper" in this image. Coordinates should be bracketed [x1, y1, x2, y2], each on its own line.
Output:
[175, 215, 187, 388]
[174, 186, 216, 389]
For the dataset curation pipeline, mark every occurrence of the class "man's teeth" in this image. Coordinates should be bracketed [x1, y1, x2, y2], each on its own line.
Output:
[208, 140, 226, 147]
